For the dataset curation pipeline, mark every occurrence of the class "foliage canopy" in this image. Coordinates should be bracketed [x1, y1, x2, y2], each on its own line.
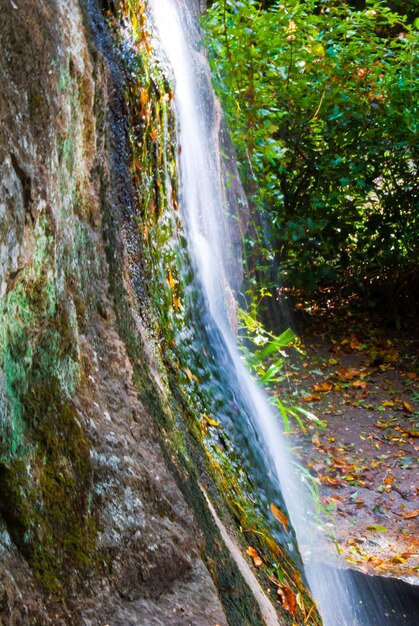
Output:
[204, 0, 418, 299]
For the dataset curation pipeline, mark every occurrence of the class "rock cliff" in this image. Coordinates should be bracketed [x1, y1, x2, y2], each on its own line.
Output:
[0, 1, 250, 623]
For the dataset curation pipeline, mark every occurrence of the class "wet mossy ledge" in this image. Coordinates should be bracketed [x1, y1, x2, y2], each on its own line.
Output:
[0, 0, 319, 624]
[103, 1, 320, 624]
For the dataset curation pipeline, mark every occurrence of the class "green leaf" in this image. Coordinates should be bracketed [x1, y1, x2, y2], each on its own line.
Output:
[366, 525, 387, 532]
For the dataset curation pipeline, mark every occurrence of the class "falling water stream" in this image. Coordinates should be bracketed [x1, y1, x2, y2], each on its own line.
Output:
[147, 1, 417, 624]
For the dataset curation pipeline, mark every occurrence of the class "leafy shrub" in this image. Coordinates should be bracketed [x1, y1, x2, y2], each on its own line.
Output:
[204, 0, 418, 296]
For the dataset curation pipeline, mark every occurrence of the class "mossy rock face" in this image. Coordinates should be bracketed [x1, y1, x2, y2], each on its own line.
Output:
[0, 460, 32, 543]
[0, 380, 97, 593]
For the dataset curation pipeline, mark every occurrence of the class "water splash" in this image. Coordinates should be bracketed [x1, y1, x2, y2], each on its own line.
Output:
[146, 1, 408, 624]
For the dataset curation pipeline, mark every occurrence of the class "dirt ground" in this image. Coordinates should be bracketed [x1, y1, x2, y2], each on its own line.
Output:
[282, 293, 418, 581]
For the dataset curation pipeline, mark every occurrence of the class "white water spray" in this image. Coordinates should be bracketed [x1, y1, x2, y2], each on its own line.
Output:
[148, 1, 377, 624]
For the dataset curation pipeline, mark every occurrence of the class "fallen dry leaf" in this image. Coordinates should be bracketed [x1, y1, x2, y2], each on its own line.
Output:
[319, 474, 341, 486]
[303, 394, 321, 402]
[270, 503, 289, 532]
[391, 555, 409, 564]
[312, 434, 321, 447]
[246, 546, 262, 567]
[313, 381, 334, 392]
[402, 509, 419, 520]
[352, 379, 367, 389]
[278, 585, 296, 616]
[337, 368, 360, 380]
[402, 401, 414, 413]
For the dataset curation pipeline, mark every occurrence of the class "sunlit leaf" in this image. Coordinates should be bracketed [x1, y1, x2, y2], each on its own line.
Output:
[203, 414, 220, 428]
[168, 269, 175, 289]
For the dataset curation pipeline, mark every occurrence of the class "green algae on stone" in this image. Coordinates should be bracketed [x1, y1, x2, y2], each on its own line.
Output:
[0, 220, 81, 459]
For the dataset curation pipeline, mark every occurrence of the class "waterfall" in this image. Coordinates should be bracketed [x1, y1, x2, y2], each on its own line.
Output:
[146, 1, 411, 624]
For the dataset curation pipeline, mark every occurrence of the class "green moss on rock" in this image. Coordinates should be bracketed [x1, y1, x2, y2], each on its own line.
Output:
[0, 380, 97, 593]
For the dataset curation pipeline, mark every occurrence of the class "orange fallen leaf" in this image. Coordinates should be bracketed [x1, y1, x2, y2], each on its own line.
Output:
[384, 476, 394, 485]
[278, 585, 296, 615]
[246, 546, 262, 567]
[402, 401, 414, 413]
[313, 382, 333, 392]
[319, 474, 341, 486]
[406, 372, 417, 380]
[352, 379, 367, 389]
[391, 555, 408, 564]
[382, 401, 395, 407]
[333, 458, 347, 467]
[312, 434, 321, 447]
[321, 495, 344, 506]
[402, 509, 419, 519]
[338, 368, 360, 380]
[270, 503, 289, 532]
[303, 394, 321, 402]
